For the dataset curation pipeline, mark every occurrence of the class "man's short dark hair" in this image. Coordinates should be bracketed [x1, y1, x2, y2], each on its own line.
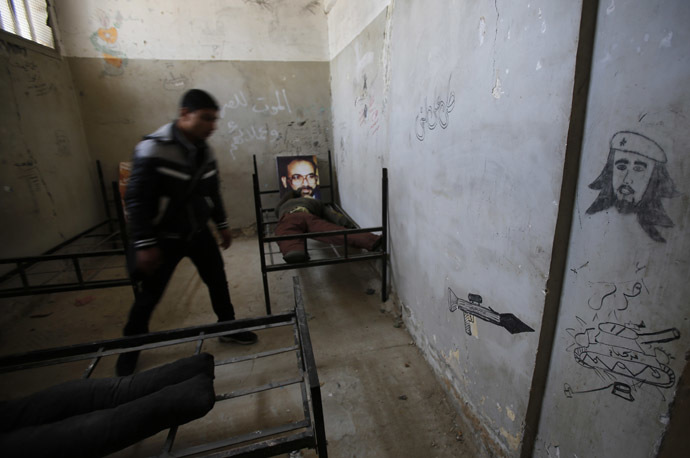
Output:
[180, 89, 219, 112]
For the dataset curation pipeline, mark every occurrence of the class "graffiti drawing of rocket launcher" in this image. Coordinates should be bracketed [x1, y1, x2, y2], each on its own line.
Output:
[448, 288, 534, 335]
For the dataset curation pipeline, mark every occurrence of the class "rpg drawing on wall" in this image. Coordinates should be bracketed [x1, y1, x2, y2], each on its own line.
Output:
[586, 131, 679, 242]
[276, 155, 321, 200]
[448, 288, 534, 335]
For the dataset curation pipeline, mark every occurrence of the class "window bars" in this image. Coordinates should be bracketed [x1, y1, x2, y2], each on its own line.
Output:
[0, 0, 54, 48]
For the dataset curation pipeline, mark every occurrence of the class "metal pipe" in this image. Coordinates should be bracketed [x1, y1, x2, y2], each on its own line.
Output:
[253, 173, 272, 315]
[382, 167, 388, 302]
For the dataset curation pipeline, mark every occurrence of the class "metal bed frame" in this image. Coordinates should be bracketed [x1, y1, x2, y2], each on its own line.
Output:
[0, 162, 134, 299]
[252, 152, 388, 315]
[0, 276, 327, 457]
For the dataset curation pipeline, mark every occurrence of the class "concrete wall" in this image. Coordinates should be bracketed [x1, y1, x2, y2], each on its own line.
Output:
[330, 0, 689, 456]
[52, 0, 332, 228]
[326, 0, 389, 60]
[536, 1, 690, 457]
[329, 0, 581, 454]
[5, 0, 688, 455]
[0, 33, 101, 259]
[329, 5, 392, 228]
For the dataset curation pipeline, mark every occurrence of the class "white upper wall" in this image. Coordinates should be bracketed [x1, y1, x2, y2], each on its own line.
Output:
[53, 0, 329, 61]
[326, 0, 390, 58]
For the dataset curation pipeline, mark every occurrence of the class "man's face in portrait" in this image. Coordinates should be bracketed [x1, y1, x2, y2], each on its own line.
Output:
[282, 160, 318, 197]
[612, 150, 654, 213]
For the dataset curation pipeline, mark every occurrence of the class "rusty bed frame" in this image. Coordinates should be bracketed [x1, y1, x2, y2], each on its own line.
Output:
[0, 161, 134, 299]
[252, 152, 388, 315]
[0, 276, 327, 457]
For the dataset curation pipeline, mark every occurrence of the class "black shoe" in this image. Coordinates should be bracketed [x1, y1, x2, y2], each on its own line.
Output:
[283, 251, 308, 263]
[116, 351, 140, 376]
[219, 331, 258, 345]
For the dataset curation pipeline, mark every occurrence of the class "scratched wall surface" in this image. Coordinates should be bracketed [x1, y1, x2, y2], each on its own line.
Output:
[365, 0, 580, 455]
[0, 34, 102, 259]
[66, 58, 332, 229]
[329, 9, 391, 229]
[536, 1, 690, 457]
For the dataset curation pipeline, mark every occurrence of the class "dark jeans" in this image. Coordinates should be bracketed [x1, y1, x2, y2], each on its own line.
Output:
[275, 212, 381, 255]
[124, 227, 235, 335]
[0, 353, 215, 457]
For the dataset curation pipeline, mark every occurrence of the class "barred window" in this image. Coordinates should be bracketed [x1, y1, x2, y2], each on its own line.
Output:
[0, 0, 55, 49]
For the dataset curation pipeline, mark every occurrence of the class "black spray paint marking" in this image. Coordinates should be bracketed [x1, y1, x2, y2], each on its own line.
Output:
[564, 381, 635, 402]
[586, 130, 679, 242]
[565, 298, 681, 402]
[414, 74, 455, 142]
[448, 288, 534, 335]
[572, 323, 679, 387]
[587, 280, 645, 322]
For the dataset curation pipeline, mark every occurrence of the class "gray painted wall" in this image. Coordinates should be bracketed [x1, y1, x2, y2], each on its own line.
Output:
[330, 0, 581, 454]
[330, 0, 689, 456]
[67, 58, 332, 228]
[388, 0, 580, 453]
[536, 1, 690, 456]
[4, 0, 688, 455]
[330, 8, 391, 229]
[51, 0, 333, 229]
[0, 34, 101, 259]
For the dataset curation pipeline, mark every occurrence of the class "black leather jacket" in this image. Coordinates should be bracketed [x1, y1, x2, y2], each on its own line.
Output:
[125, 123, 228, 249]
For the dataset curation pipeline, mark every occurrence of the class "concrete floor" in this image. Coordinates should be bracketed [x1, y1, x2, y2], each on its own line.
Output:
[0, 235, 491, 458]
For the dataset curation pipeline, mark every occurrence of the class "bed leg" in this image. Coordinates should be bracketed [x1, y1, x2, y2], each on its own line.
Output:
[262, 272, 272, 315]
[381, 257, 388, 302]
[381, 167, 388, 302]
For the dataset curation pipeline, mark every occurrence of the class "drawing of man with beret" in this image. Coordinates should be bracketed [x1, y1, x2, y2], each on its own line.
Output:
[586, 131, 679, 242]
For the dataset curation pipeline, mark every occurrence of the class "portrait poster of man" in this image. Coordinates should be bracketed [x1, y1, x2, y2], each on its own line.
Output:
[277, 155, 321, 200]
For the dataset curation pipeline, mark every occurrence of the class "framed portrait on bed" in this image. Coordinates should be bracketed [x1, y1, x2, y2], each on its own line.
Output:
[276, 155, 321, 200]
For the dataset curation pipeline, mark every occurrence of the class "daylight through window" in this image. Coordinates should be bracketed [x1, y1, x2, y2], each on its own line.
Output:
[0, 0, 54, 49]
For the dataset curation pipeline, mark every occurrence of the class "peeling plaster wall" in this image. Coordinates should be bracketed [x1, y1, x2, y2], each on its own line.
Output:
[52, 0, 332, 228]
[536, 1, 690, 457]
[0, 34, 101, 260]
[55, 0, 328, 62]
[329, 0, 582, 455]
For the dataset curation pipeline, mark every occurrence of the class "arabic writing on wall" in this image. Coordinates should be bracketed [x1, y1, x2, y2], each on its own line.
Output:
[220, 89, 292, 153]
[221, 89, 292, 117]
[414, 74, 456, 142]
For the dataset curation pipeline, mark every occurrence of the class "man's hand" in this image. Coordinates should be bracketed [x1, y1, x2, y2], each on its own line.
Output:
[219, 228, 232, 249]
[135, 246, 162, 277]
